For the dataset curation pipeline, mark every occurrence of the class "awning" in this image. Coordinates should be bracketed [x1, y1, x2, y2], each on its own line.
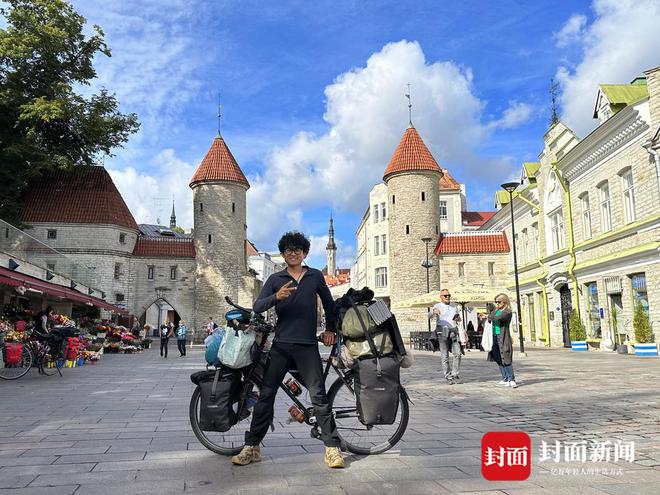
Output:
[0, 267, 127, 314]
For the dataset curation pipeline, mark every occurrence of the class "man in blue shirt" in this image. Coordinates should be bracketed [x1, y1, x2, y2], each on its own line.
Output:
[231, 231, 344, 469]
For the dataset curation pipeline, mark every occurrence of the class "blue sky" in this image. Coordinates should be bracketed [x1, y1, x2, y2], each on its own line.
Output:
[68, 0, 660, 269]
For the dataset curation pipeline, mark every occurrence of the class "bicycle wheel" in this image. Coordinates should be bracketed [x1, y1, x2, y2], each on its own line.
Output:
[189, 384, 254, 456]
[39, 345, 61, 376]
[328, 373, 409, 455]
[0, 343, 34, 380]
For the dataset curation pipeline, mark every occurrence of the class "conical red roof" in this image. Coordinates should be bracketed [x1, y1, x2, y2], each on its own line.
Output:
[189, 135, 250, 189]
[21, 166, 139, 230]
[383, 127, 443, 180]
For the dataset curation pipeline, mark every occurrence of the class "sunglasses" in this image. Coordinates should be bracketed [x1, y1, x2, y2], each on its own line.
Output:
[495, 299, 504, 303]
[441, 294, 451, 298]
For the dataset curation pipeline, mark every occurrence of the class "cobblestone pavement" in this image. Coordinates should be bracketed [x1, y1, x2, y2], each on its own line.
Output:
[1, 345, 660, 494]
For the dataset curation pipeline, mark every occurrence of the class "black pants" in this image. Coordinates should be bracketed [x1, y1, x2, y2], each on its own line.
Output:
[245, 342, 340, 447]
[160, 337, 169, 357]
[177, 338, 186, 356]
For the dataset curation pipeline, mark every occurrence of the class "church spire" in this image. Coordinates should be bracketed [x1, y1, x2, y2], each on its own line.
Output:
[169, 200, 176, 229]
[326, 214, 337, 275]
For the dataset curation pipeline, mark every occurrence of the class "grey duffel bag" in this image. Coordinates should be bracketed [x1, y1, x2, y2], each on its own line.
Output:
[353, 355, 401, 425]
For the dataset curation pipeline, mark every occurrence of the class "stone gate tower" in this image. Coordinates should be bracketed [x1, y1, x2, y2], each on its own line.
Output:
[384, 126, 443, 334]
[189, 132, 250, 332]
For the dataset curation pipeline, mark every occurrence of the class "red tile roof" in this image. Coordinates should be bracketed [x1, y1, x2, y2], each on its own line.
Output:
[246, 239, 259, 257]
[189, 136, 250, 189]
[383, 127, 443, 180]
[132, 238, 195, 258]
[20, 166, 139, 230]
[434, 232, 509, 255]
[440, 169, 461, 190]
[461, 211, 497, 226]
[324, 272, 351, 287]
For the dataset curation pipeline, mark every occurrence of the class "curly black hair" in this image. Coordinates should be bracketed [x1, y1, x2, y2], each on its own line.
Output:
[278, 231, 310, 254]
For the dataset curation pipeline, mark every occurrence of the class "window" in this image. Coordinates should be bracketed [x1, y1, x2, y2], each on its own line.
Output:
[621, 169, 636, 224]
[521, 229, 528, 264]
[580, 193, 592, 240]
[119, 233, 126, 244]
[631, 273, 649, 314]
[170, 266, 177, 280]
[392, 195, 395, 204]
[380, 202, 386, 220]
[208, 234, 212, 244]
[488, 262, 495, 277]
[47, 229, 57, 239]
[374, 236, 380, 256]
[421, 191, 426, 201]
[550, 210, 564, 251]
[200, 202, 204, 212]
[115, 293, 125, 303]
[531, 223, 539, 259]
[375, 267, 388, 288]
[373, 204, 379, 223]
[405, 225, 410, 235]
[586, 282, 601, 338]
[4, 228, 8, 239]
[232, 202, 236, 213]
[598, 181, 612, 232]
[435, 225, 439, 235]
[439, 201, 448, 219]
[114, 263, 121, 280]
[47, 263, 55, 272]
[458, 262, 465, 278]
[147, 265, 154, 280]
[381, 234, 387, 255]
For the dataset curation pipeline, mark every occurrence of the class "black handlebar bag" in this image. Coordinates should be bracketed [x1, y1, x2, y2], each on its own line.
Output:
[349, 298, 401, 426]
[191, 369, 241, 432]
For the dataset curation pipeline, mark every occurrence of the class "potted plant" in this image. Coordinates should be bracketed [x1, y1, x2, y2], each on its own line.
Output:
[570, 310, 588, 351]
[142, 338, 153, 349]
[633, 301, 657, 356]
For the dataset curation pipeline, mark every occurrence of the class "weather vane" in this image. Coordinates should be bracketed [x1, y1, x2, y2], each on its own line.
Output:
[217, 98, 223, 136]
[405, 83, 413, 127]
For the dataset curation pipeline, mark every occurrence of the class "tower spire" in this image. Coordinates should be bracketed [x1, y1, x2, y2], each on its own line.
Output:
[169, 200, 176, 229]
[217, 101, 222, 137]
[326, 213, 337, 276]
[550, 78, 559, 126]
[405, 83, 413, 128]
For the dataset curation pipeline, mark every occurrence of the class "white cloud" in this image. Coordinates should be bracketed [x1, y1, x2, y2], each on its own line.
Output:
[307, 235, 355, 270]
[488, 101, 534, 130]
[556, 0, 660, 136]
[554, 14, 587, 48]
[108, 148, 196, 229]
[246, 40, 523, 249]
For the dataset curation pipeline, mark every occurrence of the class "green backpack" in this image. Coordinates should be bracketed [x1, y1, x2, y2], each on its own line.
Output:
[341, 304, 378, 338]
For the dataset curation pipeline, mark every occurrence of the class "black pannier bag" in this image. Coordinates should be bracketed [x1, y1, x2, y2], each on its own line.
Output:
[191, 369, 241, 432]
[347, 295, 401, 426]
[354, 355, 400, 425]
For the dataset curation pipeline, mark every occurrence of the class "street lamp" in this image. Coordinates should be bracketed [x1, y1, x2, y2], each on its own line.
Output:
[501, 181, 525, 354]
[421, 237, 434, 333]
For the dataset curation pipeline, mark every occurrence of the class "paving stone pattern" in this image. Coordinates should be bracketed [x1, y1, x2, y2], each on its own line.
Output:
[1, 346, 659, 494]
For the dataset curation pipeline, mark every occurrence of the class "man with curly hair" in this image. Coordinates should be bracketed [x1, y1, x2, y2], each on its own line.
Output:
[231, 231, 344, 468]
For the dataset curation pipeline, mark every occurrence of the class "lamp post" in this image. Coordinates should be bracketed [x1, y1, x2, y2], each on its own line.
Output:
[501, 182, 525, 354]
[421, 237, 434, 333]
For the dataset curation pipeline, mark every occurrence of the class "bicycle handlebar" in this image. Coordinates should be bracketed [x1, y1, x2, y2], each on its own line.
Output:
[224, 296, 253, 313]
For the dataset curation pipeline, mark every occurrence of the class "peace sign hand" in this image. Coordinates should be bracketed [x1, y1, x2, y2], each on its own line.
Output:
[276, 281, 296, 301]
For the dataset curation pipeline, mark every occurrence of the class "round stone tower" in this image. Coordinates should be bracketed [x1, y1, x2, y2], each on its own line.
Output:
[189, 133, 250, 334]
[384, 126, 443, 335]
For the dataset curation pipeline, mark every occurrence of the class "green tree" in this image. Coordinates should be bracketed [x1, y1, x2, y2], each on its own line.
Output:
[633, 300, 653, 343]
[171, 226, 185, 234]
[0, 0, 139, 224]
[569, 310, 586, 341]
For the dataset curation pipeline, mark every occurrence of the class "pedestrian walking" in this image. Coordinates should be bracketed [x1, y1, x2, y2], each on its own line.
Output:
[176, 320, 188, 356]
[206, 317, 217, 337]
[487, 293, 518, 388]
[159, 320, 172, 358]
[131, 318, 141, 337]
[428, 289, 462, 384]
[231, 231, 344, 469]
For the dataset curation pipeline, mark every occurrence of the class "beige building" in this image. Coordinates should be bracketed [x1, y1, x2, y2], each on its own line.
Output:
[483, 67, 660, 349]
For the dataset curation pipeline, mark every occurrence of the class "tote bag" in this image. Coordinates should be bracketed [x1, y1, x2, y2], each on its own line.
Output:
[217, 327, 256, 369]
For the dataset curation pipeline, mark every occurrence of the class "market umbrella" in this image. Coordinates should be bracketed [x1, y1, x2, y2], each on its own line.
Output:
[392, 284, 507, 309]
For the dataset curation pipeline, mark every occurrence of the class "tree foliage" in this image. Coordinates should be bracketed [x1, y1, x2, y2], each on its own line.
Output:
[569, 310, 586, 342]
[0, 0, 139, 224]
[633, 300, 653, 343]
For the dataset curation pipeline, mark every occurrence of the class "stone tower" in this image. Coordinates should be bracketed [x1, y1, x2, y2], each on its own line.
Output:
[326, 215, 337, 276]
[189, 133, 250, 332]
[384, 126, 443, 334]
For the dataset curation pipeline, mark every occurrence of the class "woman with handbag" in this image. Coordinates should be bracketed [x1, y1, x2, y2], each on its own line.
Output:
[487, 294, 517, 388]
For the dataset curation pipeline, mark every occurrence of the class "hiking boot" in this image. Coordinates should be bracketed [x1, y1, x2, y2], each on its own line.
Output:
[324, 446, 345, 468]
[231, 445, 261, 466]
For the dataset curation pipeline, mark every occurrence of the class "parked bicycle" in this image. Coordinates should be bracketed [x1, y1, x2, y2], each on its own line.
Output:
[190, 297, 410, 456]
[0, 325, 64, 380]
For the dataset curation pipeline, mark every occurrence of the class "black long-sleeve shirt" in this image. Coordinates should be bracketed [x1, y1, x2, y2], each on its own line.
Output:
[253, 267, 335, 344]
